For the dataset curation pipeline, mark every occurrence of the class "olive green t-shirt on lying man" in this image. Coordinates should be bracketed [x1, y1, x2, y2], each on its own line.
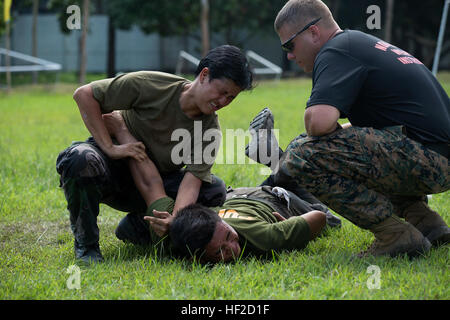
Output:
[90, 71, 221, 183]
[146, 196, 311, 257]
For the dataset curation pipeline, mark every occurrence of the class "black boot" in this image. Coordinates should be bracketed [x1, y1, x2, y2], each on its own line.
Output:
[63, 178, 104, 264]
[75, 240, 104, 264]
[245, 107, 284, 168]
[115, 213, 153, 246]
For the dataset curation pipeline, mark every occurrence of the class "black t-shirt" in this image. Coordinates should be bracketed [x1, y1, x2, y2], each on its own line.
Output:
[307, 30, 450, 144]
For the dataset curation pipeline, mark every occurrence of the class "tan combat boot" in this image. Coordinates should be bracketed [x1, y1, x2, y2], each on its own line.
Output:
[401, 201, 450, 246]
[358, 215, 431, 258]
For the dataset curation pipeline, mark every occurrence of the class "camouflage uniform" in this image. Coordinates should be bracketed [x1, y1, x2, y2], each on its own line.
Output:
[274, 126, 449, 229]
[56, 137, 227, 250]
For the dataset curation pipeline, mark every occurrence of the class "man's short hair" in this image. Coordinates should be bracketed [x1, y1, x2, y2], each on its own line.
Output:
[195, 45, 253, 91]
[170, 203, 221, 259]
[274, 0, 335, 32]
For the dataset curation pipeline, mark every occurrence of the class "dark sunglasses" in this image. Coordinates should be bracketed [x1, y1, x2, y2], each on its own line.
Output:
[281, 17, 322, 52]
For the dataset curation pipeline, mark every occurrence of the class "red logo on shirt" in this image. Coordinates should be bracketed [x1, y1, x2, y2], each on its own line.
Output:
[375, 41, 389, 51]
[374, 41, 423, 65]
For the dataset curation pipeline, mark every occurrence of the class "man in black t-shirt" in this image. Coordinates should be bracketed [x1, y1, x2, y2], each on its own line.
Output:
[271, 0, 449, 258]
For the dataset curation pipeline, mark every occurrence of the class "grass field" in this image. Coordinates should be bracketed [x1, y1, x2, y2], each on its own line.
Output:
[0, 75, 448, 301]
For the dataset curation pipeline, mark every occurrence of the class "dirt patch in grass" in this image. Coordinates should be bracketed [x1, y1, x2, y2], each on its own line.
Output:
[0, 220, 71, 249]
[0, 217, 121, 251]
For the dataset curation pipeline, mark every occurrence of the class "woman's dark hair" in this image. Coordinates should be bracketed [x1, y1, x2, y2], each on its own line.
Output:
[169, 203, 221, 258]
[195, 45, 253, 91]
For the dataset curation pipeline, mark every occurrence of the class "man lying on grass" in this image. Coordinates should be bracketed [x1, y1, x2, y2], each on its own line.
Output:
[104, 111, 339, 263]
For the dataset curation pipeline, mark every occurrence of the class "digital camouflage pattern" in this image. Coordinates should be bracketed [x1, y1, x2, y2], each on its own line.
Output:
[275, 126, 449, 229]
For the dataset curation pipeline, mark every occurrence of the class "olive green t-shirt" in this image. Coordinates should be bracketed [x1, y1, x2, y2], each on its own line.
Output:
[216, 198, 310, 255]
[147, 196, 310, 256]
[90, 71, 221, 183]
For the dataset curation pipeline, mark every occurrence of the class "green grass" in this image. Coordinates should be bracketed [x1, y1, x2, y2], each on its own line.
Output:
[0, 75, 449, 300]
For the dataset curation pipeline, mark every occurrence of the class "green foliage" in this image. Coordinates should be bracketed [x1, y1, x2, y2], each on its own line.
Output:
[47, 0, 81, 34]
[36, 0, 450, 64]
[47, 0, 286, 46]
[105, 0, 286, 45]
[47, 0, 201, 36]
[209, 0, 287, 45]
[107, 0, 201, 36]
[0, 78, 449, 300]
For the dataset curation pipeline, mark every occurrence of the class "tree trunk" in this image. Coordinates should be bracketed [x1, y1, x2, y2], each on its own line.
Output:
[79, 0, 90, 84]
[32, 0, 39, 84]
[201, 0, 209, 57]
[5, 22, 11, 92]
[385, 0, 394, 43]
[107, 17, 116, 78]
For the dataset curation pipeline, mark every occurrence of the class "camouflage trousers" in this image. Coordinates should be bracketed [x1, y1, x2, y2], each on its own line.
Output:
[56, 137, 227, 248]
[274, 126, 449, 229]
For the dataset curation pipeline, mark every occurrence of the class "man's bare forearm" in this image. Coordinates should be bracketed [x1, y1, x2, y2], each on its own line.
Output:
[304, 105, 341, 137]
[104, 112, 202, 214]
[73, 85, 114, 153]
[128, 159, 167, 207]
[172, 172, 202, 215]
[106, 113, 167, 206]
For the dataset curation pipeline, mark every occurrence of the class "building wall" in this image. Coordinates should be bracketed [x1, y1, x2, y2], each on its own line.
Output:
[4, 14, 286, 74]
[12, 14, 110, 72]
